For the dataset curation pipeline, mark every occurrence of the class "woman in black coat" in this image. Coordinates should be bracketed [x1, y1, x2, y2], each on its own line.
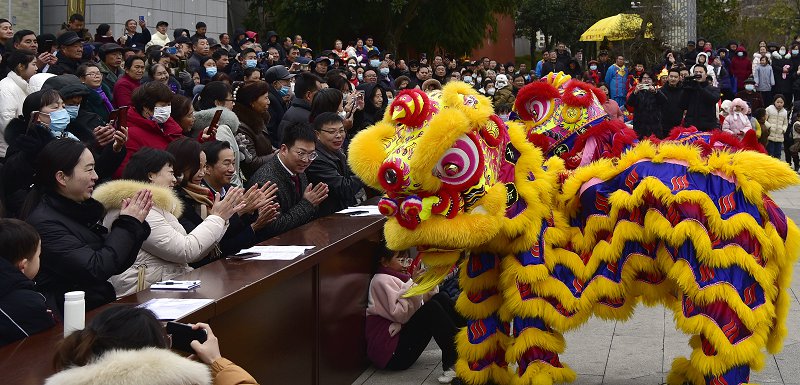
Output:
[23, 139, 152, 316]
[627, 71, 668, 139]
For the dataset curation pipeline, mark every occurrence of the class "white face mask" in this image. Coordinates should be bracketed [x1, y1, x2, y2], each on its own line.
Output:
[780, 49, 787, 55]
[338, 111, 347, 119]
[152, 105, 171, 123]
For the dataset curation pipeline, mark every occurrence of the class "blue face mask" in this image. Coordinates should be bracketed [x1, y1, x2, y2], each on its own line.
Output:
[279, 85, 290, 96]
[206, 66, 218, 77]
[245, 59, 257, 68]
[48, 109, 71, 133]
[379, 67, 390, 76]
[64, 105, 80, 120]
[369, 59, 380, 68]
[357, 73, 363, 81]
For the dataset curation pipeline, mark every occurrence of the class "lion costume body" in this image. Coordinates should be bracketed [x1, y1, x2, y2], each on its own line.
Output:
[348, 74, 799, 385]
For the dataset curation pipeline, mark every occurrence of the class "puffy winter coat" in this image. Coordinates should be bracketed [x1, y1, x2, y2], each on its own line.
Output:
[112, 73, 141, 108]
[754, 63, 774, 92]
[766, 105, 788, 142]
[27, 193, 150, 316]
[93, 180, 227, 296]
[730, 47, 752, 90]
[0, 71, 29, 157]
[44, 347, 258, 385]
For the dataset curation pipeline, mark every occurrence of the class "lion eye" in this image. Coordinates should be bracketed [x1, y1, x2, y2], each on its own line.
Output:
[444, 163, 460, 177]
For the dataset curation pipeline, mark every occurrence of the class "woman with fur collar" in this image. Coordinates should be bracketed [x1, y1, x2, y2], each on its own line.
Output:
[45, 306, 258, 385]
[93, 148, 245, 296]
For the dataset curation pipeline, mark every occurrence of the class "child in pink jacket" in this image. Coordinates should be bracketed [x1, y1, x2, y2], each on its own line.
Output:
[365, 246, 464, 384]
[721, 98, 753, 139]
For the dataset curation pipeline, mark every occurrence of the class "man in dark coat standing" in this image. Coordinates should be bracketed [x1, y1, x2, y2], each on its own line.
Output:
[265, 65, 295, 145]
[660, 67, 685, 135]
[681, 65, 721, 131]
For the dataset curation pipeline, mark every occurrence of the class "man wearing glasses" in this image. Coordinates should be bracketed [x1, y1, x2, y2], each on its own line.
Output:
[247, 122, 328, 237]
[306, 112, 366, 216]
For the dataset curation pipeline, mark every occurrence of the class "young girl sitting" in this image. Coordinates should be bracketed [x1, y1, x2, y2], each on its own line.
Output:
[721, 98, 753, 139]
[366, 246, 465, 384]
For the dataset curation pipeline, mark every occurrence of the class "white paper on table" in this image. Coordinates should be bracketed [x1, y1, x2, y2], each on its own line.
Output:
[236, 245, 315, 260]
[336, 205, 381, 216]
[137, 298, 214, 320]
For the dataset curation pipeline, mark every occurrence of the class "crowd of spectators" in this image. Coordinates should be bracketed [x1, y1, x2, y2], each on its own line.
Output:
[2, 11, 798, 384]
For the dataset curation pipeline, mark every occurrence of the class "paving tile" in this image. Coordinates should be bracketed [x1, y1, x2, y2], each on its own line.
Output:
[612, 305, 665, 338]
[605, 335, 664, 380]
[601, 372, 663, 385]
[570, 374, 604, 385]
[775, 341, 800, 382]
[562, 317, 615, 376]
[751, 355, 784, 384]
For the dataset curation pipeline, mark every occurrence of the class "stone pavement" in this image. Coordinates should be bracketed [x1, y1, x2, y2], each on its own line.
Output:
[354, 186, 800, 385]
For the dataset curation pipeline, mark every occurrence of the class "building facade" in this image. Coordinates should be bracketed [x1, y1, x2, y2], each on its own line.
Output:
[41, 0, 227, 40]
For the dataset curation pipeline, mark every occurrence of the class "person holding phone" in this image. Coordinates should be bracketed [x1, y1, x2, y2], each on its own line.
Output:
[47, 306, 258, 385]
[626, 71, 668, 139]
[117, 18, 151, 49]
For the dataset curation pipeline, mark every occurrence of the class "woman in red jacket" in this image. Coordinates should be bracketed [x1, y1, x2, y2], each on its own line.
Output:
[730, 46, 752, 92]
[113, 82, 183, 177]
[113, 56, 145, 108]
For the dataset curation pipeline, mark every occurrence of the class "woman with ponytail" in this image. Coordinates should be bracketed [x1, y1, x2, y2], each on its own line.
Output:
[23, 139, 152, 316]
[46, 306, 257, 385]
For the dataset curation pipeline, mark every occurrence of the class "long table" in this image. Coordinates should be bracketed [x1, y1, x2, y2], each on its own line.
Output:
[0, 213, 385, 385]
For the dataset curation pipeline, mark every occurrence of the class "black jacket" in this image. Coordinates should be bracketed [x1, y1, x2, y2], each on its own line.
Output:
[48, 53, 83, 75]
[660, 84, 684, 133]
[277, 98, 312, 143]
[267, 85, 289, 145]
[0, 258, 56, 346]
[245, 155, 317, 237]
[681, 80, 721, 131]
[305, 142, 365, 217]
[627, 87, 668, 138]
[27, 193, 150, 316]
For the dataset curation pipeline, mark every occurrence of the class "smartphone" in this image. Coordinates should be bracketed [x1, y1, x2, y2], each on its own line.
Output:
[421, 53, 427, 60]
[108, 108, 119, 128]
[166, 321, 207, 353]
[229, 251, 259, 260]
[166, 46, 177, 55]
[26, 111, 40, 135]
[300, 63, 309, 71]
[139, 15, 145, 22]
[209, 109, 223, 133]
[38, 40, 54, 54]
[256, 51, 266, 59]
[117, 106, 128, 129]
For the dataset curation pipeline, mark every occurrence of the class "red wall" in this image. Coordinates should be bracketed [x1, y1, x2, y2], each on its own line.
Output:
[470, 13, 516, 63]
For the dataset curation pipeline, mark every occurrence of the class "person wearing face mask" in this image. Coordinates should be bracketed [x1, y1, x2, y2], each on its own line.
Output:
[377, 63, 394, 91]
[735, 77, 764, 112]
[583, 59, 601, 85]
[264, 65, 295, 145]
[114, 81, 183, 178]
[229, 48, 259, 82]
[730, 46, 752, 92]
[492, 74, 515, 109]
[480, 79, 496, 97]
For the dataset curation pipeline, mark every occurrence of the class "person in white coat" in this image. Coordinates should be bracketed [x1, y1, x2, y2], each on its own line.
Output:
[92, 148, 246, 296]
[0, 50, 37, 157]
[765, 94, 788, 159]
[146, 21, 171, 48]
[690, 52, 717, 86]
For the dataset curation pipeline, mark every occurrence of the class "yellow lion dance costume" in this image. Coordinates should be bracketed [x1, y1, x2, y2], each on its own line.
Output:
[348, 74, 799, 385]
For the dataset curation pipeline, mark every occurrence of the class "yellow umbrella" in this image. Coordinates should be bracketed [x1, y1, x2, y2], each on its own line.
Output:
[580, 14, 653, 42]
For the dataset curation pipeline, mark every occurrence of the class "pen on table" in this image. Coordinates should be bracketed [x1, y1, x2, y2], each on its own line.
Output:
[347, 210, 368, 215]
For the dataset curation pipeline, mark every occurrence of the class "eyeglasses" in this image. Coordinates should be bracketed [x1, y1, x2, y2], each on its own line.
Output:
[295, 150, 317, 161]
[84, 72, 102, 77]
[319, 127, 346, 137]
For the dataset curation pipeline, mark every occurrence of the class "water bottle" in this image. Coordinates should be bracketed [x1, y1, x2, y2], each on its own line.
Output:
[63, 291, 85, 336]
